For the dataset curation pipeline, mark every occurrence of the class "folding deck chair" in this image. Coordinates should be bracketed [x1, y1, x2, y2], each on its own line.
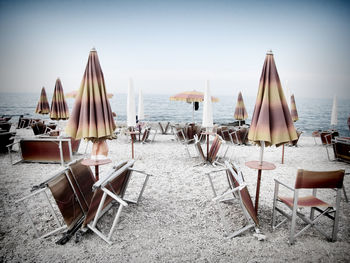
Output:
[141, 126, 157, 144]
[272, 169, 345, 244]
[15, 162, 91, 240]
[206, 161, 259, 238]
[158, 121, 170, 134]
[194, 134, 228, 165]
[83, 159, 152, 245]
[8, 137, 73, 166]
[174, 126, 195, 157]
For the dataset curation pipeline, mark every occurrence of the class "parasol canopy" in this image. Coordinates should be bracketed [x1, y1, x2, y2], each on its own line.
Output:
[35, 87, 50, 115]
[170, 90, 219, 103]
[50, 78, 69, 120]
[248, 51, 297, 148]
[290, 94, 299, 122]
[331, 95, 337, 127]
[66, 90, 113, 99]
[234, 91, 248, 121]
[138, 89, 145, 121]
[65, 48, 116, 141]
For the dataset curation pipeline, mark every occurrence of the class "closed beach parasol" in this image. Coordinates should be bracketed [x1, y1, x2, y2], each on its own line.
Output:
[35, 87, 50, 115]
[202, 80, 214, 160]
[50, 78, 69, 121]
[331, 95, 337, 128]
[246, 51, 297, 213]
[65, 48, 116, 160]
[170, 90, 219, 123]
[234, 91, 248, 126]
[290, 94, 299, 122]
[127, 78, 137, 158]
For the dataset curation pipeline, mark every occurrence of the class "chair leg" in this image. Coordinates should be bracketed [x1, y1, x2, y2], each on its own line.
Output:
[289, 191, 299, 244]
[332, 190, 342, 241]
[342, 186, 348, 203]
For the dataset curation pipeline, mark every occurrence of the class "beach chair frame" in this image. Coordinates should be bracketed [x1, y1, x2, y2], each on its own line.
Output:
[271, 169, 345, 244]
[86, 160, 153, 245]
[206, 161, 259, 238]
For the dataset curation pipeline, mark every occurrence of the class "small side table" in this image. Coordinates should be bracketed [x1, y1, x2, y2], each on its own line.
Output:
[81, 158, 112, 181]
[245, 160, 276, 214]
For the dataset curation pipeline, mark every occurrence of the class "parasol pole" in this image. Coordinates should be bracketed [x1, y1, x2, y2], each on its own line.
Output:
[282, 144, 285, 164]
[259, 140, 265, 165]
[192, 103, 195, 123]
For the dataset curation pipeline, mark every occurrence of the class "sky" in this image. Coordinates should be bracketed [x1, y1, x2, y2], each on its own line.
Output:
[0, 0, 350, 99]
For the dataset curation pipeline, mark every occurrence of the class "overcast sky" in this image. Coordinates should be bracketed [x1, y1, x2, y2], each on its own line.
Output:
[0, 0, 349, 99]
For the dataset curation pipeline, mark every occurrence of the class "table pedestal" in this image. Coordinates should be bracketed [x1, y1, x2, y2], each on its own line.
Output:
[245, 160, 276, 214]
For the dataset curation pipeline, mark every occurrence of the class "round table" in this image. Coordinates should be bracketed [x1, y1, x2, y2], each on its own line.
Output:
[245, 160, 276, 213]
[81, 158, 112, 181]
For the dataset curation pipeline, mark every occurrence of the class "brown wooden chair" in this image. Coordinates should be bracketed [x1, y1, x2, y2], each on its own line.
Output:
[272, 169, 345, 244]
[0, 131, 16, 153]
[206, 161, 259, 238]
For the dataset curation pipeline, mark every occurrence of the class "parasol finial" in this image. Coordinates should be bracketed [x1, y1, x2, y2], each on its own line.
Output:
[267, 50, 273, 55]
[91, 47, 97, 52]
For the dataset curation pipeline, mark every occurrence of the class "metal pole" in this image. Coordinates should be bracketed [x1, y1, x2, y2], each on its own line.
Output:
[282, 144, 285, 164]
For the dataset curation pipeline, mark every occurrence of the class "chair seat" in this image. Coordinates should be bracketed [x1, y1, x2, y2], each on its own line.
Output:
[278, 195, 332, 208]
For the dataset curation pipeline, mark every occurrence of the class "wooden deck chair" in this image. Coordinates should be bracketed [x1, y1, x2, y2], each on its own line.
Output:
[1, 131, 16, 153]
[16, 167, 86, 239]
[8, 137, 73, 166]
[84, 160, 152, 245]
[332, 137, 350, 163]
[206, 160, 259, 238]
[272, 169, 345, 244]
[208, 135, 228, 164]
[193, 135, 206, 164]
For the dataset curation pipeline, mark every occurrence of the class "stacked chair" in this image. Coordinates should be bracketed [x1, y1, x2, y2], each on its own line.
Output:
[16, 158, 152, 245]
[193, 134, 228, 166]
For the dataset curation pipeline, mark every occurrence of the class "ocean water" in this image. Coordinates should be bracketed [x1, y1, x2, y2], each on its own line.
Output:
[0, 92, 349, 136]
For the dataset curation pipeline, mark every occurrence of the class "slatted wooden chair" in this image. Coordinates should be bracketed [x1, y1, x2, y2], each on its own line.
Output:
[206, 161, 259, 238]
[272, 169, 345, 244]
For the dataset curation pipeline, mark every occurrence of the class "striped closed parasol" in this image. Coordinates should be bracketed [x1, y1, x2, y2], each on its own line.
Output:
[290, 94, 298, 122]
[66, 90, 114, 99]
[248, 51, 297, 163]
[65, 48, 116, 142]
[35, 87, 50, 115]
[50, 78, 69, 120]
[234, 91, 248, 124]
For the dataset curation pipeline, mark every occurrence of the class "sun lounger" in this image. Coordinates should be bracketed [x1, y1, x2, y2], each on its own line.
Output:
[84, 160, 153, 245]
[205, 161, 259, 238]
[8, 137, 73, 166]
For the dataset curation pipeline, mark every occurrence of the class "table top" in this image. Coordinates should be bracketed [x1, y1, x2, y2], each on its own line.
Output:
[81, 158, 112, 166]
[245, 160, 276, 170]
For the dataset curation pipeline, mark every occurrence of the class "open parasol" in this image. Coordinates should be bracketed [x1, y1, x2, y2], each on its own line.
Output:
[170, 90, 219, 123]
[50, 78, 69, 121]
[65, 48, 116, 161]
[35, 87, 50, 115]
[234, 91, 248, 126]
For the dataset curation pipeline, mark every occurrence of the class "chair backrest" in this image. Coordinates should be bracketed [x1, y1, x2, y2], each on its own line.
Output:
[295, 169, 345, 189]
[20, 138, 72, 163]
[0, 132, 15, 153]
[68, 159, 96, 213]
[47, 169, 84, 229]
[141, 127, 151, 142]
[83, 161, 134, 226]
[194, 136, 206, 162]
[225, 161, 259, 226]
[208, 135, 222, 163]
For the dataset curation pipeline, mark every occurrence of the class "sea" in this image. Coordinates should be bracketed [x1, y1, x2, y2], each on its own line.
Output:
[0, 92, 349, 136]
